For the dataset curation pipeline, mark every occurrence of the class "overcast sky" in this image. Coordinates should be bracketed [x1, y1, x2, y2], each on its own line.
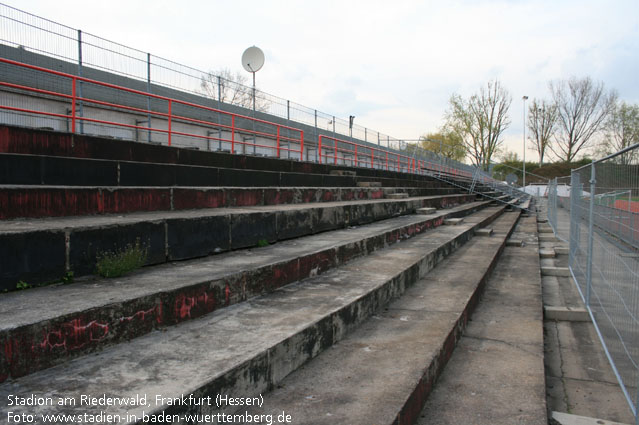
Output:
[8, 0, 639, 160]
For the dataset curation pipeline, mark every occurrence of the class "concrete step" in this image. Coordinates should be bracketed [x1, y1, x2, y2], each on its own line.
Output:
[0, 205, 507, 422]
[418, 214, 546, 425]
[244, 210, 521, 424]
[0, 194, 479, 289]
[0, 200, 493, 381]
[0, 125, 449, 188]
[0, 185, 460, 219]
[0, 152, 446, 190]
[386, 192, 409, 199]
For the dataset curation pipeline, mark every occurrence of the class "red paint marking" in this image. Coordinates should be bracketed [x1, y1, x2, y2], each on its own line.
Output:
[174, 289, 217, 320]
[34, 319, 109, 352]
[119, 305, 162, 324]
[225, 283, 231, 306]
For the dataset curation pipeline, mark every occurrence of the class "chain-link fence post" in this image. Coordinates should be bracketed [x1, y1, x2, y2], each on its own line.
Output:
[585, 163, 596, 307]
[569, 171, 580, 270]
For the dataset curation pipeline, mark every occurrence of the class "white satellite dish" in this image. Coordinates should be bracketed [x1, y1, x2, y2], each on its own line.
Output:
[241, 46, 265, 73]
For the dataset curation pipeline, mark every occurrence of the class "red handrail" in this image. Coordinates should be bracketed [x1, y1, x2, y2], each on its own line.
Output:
[0, 57, 304, 156]
[1, 57, 481, 178]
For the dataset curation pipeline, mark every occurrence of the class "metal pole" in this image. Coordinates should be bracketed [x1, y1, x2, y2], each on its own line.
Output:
[147, 53, 151, 143]
[252, 71, 256, 154]
[522, 95, 528, 188]
[77, 30, 84, 134]
[287, 100, 291, 159]
[586, 163, 596, 306]
[217, 75, 222, 151]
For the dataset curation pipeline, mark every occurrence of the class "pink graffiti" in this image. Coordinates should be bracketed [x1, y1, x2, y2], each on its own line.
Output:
[174, 290, 217, 320]
[119, 304, 162, 324]
[34, 319, 109, 352]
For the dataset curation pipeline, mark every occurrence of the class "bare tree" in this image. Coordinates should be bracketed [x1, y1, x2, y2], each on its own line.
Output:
[444, 80, 512, 170]
[549, 76, 617, 162]
[527, 98, 558, 166]
[199, 68, 269, 112]
[600, 102, 639, 164]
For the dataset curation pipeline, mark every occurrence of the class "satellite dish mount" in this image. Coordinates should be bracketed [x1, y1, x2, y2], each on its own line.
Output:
[241, 46, 265, 113]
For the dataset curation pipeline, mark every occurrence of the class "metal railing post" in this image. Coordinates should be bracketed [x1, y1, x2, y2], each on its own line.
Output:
[299, 130, 304, 162]
[77, 29, 84, 134]
[318, 135, 322, 164]
[167, 99, 172, 146]
[71, 77, 76, 133]
[586, 163, 596, 306]
[231, 115, 235, 153]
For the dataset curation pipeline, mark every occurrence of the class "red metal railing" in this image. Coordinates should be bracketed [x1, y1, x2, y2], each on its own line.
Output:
[0, 57, 304, 160]
[0, 57, 477, 182]
[318, 134, 422, 174]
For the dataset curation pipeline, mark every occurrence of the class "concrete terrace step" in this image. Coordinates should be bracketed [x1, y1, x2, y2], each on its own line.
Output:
[0, 200, 495, 381]
[245, 208, 521, 425]
[0, 194, 479, 289]
[0, 125, 444, 187]
[0, 153, 445, 189]
[0, 185, 460, 219]
[0, 205, 507, 423]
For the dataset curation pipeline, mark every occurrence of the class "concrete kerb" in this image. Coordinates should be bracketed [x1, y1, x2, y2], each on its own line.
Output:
[0, 202, 499, 381]
[0, 206, 509, 421]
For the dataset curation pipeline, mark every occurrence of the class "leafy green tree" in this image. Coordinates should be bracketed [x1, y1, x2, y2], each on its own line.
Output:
[444, 80, 512, 170]
[418, 131, 466, 162]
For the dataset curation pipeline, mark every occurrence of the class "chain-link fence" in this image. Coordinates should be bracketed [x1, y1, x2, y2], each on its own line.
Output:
[568, 144, 639, 423]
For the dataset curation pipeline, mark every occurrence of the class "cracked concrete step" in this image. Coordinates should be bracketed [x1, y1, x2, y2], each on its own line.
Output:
[0, 201, 496, 381]
[0, 194, 479, 290]
[244, 210, 521, 425]
[418, 214, 546, 425]
[0, 185, 460, 219]
[0, 206, 508, 423]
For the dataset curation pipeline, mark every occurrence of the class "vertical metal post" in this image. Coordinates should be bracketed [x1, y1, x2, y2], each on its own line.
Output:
[300, 130, 304, 162]
[147, 53, 152, 143]
[71, 77, 76, 133]
[231, 115, 235, 154]
[318, 136, 322, 164]
[167, 100, 172, 146]
[287, 100, 291, 159]
[217, 76, 222, 151]
[313, 109, 317, 162]
[276, 127, 280, 158]
[252, 72, 256, 155]
[586, 163, 596, 306]
[77, 30, 84, 134]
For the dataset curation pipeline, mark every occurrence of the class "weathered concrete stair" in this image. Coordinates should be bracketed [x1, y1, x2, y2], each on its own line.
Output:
[0, 205, 507, 423]
[0, 200, 494, 381]
[0, 194, 478, 289]
[0, 185, 460, 219]
[245, 209, 521, 424]
[0, 152, 450, 190]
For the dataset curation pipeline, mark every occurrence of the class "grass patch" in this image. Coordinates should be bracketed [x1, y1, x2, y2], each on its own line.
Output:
[257, 238, 270, 247]
[96, 239, 148, 278]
